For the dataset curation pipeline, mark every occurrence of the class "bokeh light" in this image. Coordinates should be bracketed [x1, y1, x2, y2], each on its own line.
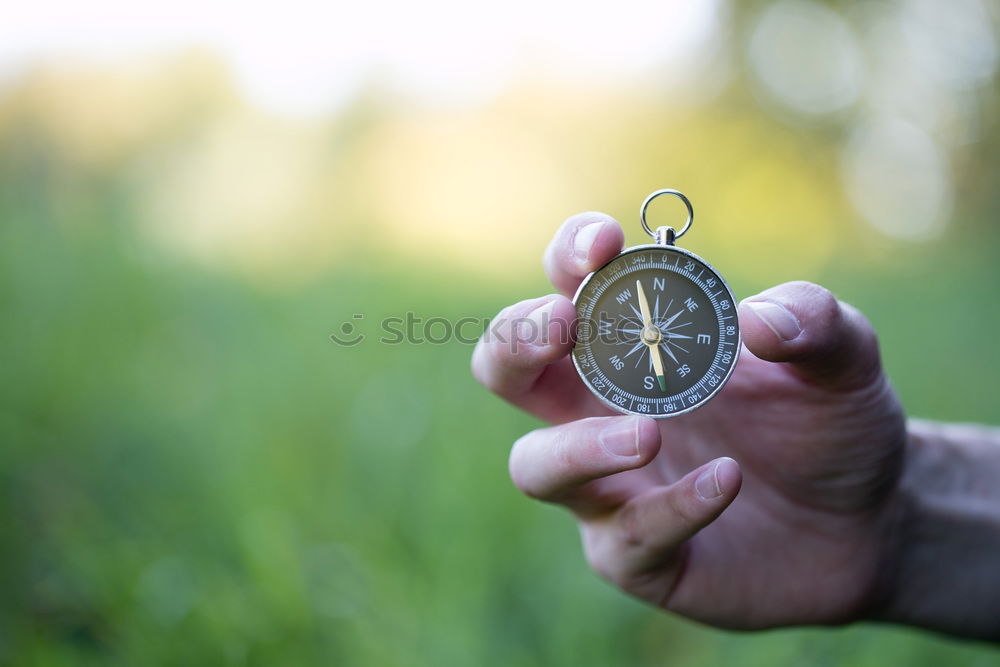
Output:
[748, 0, 863, 116]
[841, 115, 952, 240]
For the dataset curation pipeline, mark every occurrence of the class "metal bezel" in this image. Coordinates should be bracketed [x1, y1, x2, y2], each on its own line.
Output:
[571, 243, 742, 419]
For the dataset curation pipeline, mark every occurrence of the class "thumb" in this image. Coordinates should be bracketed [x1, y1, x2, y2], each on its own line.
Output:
[738, 281, 882, 390]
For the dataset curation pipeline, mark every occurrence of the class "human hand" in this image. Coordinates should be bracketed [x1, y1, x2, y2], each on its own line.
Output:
[472, 212, 907, 629]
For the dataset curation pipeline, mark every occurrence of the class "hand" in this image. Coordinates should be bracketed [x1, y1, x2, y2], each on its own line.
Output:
[472, 212, 907, 629]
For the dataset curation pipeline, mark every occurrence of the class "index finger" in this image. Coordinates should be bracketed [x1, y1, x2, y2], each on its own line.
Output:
[543, 212, 624, 297]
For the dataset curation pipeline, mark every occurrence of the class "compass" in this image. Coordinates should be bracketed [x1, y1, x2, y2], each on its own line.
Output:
[571, 190, 740, 418]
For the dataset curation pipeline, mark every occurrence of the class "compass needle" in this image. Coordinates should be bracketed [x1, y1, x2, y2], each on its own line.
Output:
[635, 279, 667, 393]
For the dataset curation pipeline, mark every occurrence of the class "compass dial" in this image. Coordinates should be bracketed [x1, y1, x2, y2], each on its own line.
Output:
[572, 245, 740, 418]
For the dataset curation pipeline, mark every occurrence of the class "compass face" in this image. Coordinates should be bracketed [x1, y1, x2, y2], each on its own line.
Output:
[572, 245, 740, 418]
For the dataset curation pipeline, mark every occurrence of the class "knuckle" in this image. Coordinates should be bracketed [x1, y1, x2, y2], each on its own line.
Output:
[516, 432, 572, 500]
[836, 302, 885, 388]
[508, 435, 538, 497]
[841, 302, 878, 347]
[815, 289, 841, 328]
[509, 471, 540, 499]
[509, 468, 541, 500]
[479, 310, 539, 367]
[471, 347, 504, 393]
[615, 501, 648, 550]
[542, 235, 560, 273]
[582, 529, 624, 585]
[509, 430, 560, 500]
[470, 341, 493, 387]
[588, 554, 619, 585]
[786, 279, 829, 297]
[789, 280, 839, 323]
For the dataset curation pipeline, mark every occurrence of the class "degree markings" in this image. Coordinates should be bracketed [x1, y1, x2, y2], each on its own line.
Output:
[576, 249, 738, 413]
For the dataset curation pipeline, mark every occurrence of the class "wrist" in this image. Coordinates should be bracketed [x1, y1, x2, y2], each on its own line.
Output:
[873, 419, 1000, 639]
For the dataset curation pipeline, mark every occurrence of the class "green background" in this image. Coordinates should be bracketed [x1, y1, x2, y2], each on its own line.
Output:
[3, 1, 1000, 664]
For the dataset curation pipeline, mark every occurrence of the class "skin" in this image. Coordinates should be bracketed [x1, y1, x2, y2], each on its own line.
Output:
[471, 211, 993, 635]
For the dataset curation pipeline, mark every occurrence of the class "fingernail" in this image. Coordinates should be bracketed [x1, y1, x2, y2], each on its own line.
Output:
[515, 299, 555, 345]
[745, 300, 802, 342]
[696, 458, 739, 500]
[573, 221, 607, 263]
[599, 417, 641, 458]
[695, 460, 723, 500]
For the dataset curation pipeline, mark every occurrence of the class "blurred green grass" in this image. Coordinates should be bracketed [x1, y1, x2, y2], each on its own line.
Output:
[2, 195, 1000, 666]
[2, 26, 1000, 662]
